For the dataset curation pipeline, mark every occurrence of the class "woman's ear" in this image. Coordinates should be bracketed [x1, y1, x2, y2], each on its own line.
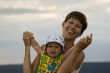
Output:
[62, 21, 65, 27]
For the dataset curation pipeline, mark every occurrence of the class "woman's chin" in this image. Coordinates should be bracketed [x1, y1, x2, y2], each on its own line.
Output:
[64, 35, 73, 40]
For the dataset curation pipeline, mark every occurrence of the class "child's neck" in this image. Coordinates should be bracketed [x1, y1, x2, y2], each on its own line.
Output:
[46, 52, 61, 59]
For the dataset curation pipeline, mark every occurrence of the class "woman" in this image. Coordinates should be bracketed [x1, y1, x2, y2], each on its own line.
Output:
[23, 11, 92, 73]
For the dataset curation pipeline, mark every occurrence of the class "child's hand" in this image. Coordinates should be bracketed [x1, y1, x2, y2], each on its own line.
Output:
[30, 34, 42, 54]
[23, 31, 33, 48]
[30, 36, 38, 48]
[76, 33, 92, 52]
[31, 35, 41, 50]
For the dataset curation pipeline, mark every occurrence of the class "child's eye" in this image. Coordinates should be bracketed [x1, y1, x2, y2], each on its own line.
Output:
[48, 45, 52, 48]
[55, 46, 59, 48]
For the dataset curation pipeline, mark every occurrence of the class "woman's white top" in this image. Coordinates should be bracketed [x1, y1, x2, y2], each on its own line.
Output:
[71, 62, 83, 73]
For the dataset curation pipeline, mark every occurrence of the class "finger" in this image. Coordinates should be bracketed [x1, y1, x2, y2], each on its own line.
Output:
[88, 33, 92, 42]
[86, 36, 89, 41]
[87, 37, 92, 44]
[90, 33, 93, 38]
[23, 31, 29, 37]
[23, 32, 27, 40]
[80, 37, 86, 44]
[24, 32, 33, 38]
[26, 32, 33, 37]
[29, 33, 33, 36]
[23, 32, 26, 36]
[28, 36, 34, 39]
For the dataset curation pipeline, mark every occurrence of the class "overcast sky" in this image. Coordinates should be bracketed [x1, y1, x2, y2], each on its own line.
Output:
[0, 0, 110, 65]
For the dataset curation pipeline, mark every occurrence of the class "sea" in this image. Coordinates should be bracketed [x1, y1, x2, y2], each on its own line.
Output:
[0, 62, 110, 73]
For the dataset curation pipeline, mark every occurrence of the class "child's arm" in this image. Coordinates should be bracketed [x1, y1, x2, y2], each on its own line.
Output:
[31, 45, 45, 73]
[30, 36, 43, 55]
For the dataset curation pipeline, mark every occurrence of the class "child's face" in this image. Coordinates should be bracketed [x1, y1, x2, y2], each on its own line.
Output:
[62, 17, 82, 40]
[46, 42, 62, 58]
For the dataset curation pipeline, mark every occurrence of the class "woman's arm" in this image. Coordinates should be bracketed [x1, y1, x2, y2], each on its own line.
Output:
[23, 31, 32, 73]
[73, 52, 85, 69]
[23, 47, 32, 73]
[62, 34, 92, 62]
[58, 47, 82, 73]
[59, 34, 92, 73]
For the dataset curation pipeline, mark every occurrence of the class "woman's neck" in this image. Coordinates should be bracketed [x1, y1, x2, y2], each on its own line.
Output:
[64, 39, 75, 52]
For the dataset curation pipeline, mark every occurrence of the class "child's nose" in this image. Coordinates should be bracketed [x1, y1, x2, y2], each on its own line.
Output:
[51, 47, 56, 50]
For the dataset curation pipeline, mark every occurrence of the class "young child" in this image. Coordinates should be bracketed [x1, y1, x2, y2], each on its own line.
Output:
[31, 34, 64, 73]
[29, 33, 92, 73]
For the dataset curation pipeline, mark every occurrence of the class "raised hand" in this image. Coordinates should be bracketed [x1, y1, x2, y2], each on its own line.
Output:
[23, 31, 33, 48]
[76, 33, 92, 52]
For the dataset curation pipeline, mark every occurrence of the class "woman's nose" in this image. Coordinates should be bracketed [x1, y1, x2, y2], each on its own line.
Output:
[71, 24, 76, 30]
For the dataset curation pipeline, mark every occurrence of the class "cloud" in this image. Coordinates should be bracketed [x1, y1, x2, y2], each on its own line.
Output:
[0, 0, 109, 15]
[0, 0, 38, 8]
[107, 7, 110, 11]
[0, 0, 58, 14]
[0, 8, 38, 14]
[0, 5, 57, 15]
[0, 8, 58, 15]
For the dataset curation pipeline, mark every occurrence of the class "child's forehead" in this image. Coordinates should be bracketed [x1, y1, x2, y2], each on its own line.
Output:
[47, 42, 61, 46]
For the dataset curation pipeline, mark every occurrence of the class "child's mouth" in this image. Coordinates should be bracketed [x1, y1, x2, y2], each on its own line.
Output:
[50, 52, 56, 55]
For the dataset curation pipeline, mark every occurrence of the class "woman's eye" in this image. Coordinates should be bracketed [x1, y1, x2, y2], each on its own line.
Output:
[69, 21, 73, 24]
[76, 24, 82, 28]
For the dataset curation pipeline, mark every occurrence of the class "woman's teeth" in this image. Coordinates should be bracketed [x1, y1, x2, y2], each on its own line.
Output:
[67, 29, 74, 34]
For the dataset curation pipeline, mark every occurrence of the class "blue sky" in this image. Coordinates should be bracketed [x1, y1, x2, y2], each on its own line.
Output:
[0, 0, 110, 65]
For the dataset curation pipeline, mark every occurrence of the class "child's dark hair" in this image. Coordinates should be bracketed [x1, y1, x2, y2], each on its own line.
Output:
[64, 11, 87, 34]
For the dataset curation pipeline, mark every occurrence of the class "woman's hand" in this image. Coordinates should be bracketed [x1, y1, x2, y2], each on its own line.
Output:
[76, 33, 92, 52]
[23, 31, 33, 48]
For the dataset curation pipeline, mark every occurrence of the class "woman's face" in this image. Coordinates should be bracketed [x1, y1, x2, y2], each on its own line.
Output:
[62, 18, 82, 40]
